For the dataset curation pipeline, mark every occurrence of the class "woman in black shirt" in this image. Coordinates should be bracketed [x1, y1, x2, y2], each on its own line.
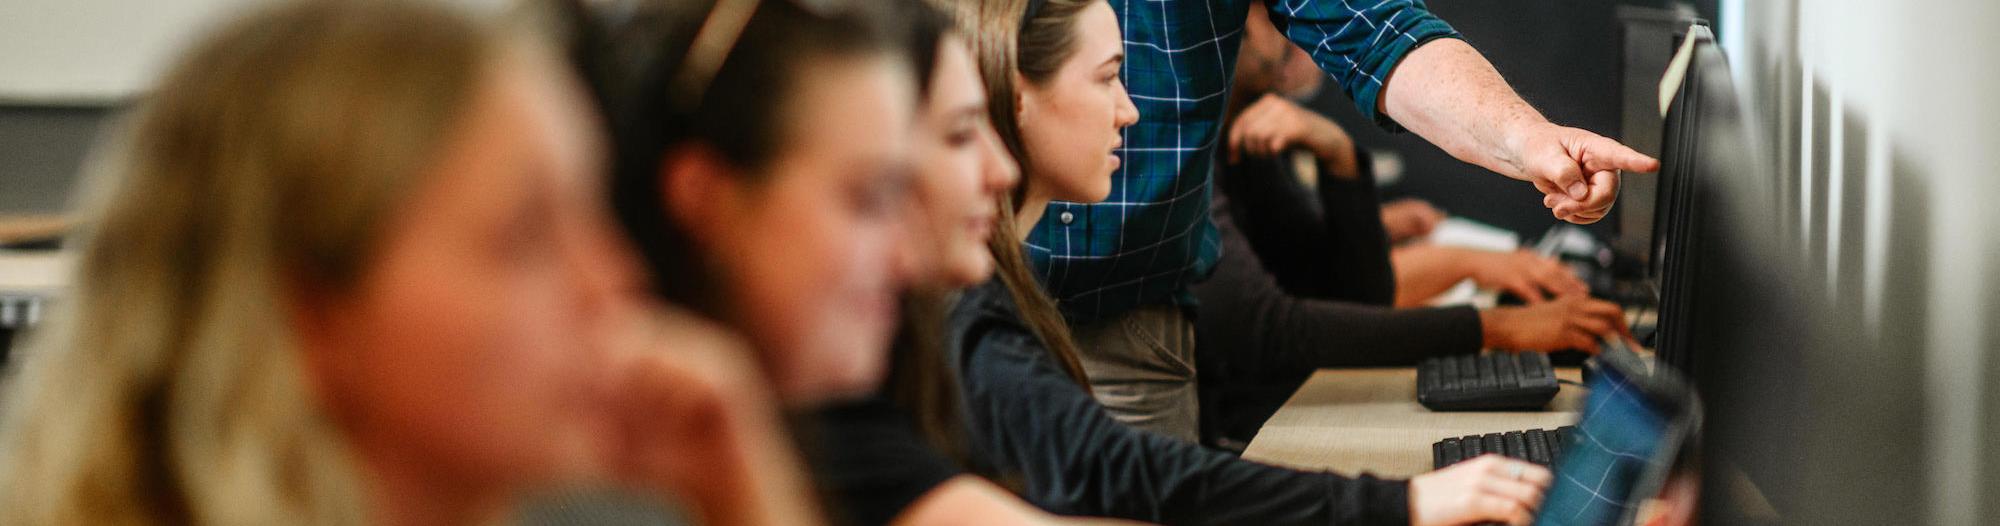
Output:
[933, 0, 1555, 524]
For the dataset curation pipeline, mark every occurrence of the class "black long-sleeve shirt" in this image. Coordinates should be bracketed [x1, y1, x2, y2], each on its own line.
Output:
[802, 396, 962, 526]
[947, 279, 1410, 525]
[1194, 153, 1481, 445]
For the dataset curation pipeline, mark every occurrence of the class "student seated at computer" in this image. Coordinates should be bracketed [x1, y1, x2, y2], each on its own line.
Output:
[1190, 2, 1629, 448]
[566, 1, 1114, 524]
[931, 0, 1552, 524]
[0, 2, 813, 524]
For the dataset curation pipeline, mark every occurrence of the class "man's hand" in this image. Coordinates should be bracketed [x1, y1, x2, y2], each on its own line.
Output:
[1380, 198, 1445, 244]
[1379, 39, 1657, 225]
[1508, 123, 1660, 224]
[1227, 93, 1359, 179]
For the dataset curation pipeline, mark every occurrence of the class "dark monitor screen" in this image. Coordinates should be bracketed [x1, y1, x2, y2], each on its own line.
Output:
[1649, 24, 1740, 379]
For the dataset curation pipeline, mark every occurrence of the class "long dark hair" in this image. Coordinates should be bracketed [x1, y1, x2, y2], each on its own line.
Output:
[879, 0, 979, 464]
[560, 0, 910, 318]
[933, 0, 1095, 388]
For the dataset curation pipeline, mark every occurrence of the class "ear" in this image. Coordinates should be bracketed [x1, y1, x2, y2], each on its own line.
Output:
[1012, 70, 1033, 123]
[657, 145, 742, 248]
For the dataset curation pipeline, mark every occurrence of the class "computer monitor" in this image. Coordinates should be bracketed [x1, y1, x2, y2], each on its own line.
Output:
[1647, 24, 1733, 379]
[1644, 22, 1826, 525]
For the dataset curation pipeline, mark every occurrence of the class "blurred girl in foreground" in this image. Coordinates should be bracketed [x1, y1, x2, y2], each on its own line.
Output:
[0, 1, 810, 524]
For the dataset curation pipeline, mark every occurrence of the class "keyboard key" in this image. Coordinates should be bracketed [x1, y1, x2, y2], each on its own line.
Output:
[1526, 429, 1552, 466]
[1419, 360, 1439, 394]
[1503, 431, 1527, 460]
[1483, 434, 1505, 460]
[1465, 434, 1484, 457]
[1439, 355, 1460, 392]
[1458, 355, 1478, 389]
[1495, 353, 1519, 388]
[1437, 438, 1460, 467]
[1476, 355, 1498, 391]
[1555, 426, 1574, 456]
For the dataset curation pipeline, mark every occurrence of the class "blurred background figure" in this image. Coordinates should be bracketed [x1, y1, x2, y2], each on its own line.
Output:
[0, 1, 813, 524]
[565, 0, 1139, 523]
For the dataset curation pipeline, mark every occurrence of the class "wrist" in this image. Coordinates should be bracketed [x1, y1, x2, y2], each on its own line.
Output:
[1478, 308, 1509, 348]
[1497, 117, 1551, 179]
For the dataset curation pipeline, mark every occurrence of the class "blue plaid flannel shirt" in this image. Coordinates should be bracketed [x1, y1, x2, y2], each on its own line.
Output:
[1025, 0, 1459, 325]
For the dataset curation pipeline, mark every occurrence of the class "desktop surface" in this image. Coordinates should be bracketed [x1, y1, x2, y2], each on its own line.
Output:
[1242, 366, 1586, 478]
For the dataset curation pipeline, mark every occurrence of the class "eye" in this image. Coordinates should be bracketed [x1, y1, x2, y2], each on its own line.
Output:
[849, 168, 911, 220]
[945, 127, 976, 147]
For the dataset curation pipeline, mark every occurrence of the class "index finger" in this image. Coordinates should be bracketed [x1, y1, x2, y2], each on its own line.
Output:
[1581, 135, 1661, 174]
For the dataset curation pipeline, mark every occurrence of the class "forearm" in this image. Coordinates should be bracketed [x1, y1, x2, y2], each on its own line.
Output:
[1390, 245, 1477, 307]
[1379, 38, 1547, 180]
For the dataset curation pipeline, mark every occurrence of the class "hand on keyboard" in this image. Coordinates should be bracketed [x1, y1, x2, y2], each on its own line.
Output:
[1480, 295, 1628, 352]
[1434, 426, 1578, 469]
[1410, 455, 1551, 526]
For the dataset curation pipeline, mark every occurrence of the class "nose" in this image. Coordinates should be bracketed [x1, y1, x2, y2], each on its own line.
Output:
[1112, 80, 1140, 129]
[980, 126, 1021, 194]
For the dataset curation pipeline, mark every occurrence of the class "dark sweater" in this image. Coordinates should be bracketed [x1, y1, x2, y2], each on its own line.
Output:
[803, 396, 962, 526]
[1193, 152, 1482, 446]
[947, 279, 1410, 525]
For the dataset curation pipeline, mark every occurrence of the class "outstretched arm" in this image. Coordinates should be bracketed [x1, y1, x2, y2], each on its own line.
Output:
[1378, 39, 1658, 224]
[1262, 1, 1658, 224]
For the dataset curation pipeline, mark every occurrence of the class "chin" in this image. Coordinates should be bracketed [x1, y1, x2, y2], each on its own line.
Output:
[948, 256, 993, 288]
[1083, 184, 1114, 204]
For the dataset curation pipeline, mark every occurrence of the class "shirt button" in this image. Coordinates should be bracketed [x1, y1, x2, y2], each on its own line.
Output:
[1059, 211, 1074, 225]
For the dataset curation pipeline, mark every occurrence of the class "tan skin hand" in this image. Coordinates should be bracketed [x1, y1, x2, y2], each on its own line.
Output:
[1480, 295, 1630, 352]
[1226, 93, 1360, 179]
[1410, 455, 1552, 526]
[1378, 39, 1657, 226]
[1380, 198, 1445, 244]
[607, 307, 822, 526]
[1390, 246, 1584, 308]
[1467, 251, 1588, 304]
[1515, 124, 1660, 225]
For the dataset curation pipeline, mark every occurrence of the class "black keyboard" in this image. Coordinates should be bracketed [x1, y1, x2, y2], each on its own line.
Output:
[1417, 353, 1560, 411]
[1, 294, 45, 366]
[0, 294, 43, 329]
[1432, 426, 1577, 470]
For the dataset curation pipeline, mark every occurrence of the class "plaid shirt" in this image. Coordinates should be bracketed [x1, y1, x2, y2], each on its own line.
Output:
[1026, 0, 1458, 324]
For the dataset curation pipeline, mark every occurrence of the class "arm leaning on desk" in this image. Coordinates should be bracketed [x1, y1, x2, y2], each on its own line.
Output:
[1241, 366, 1586, 479]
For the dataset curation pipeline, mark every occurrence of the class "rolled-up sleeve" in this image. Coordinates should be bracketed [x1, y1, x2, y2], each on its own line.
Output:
[1263, 0, 1460, 127]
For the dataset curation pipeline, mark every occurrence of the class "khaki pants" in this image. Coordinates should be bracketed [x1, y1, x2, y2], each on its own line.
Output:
[1071, 303, 1200, 443]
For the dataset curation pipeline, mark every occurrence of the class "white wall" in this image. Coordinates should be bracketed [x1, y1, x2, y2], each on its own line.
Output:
[1739, 0, 2000, 522]
[0, 0, 514, 104]
[0, 0, 275, 103]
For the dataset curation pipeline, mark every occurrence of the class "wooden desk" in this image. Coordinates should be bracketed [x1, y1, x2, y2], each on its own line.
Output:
[1241, 367, 1585, 479]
